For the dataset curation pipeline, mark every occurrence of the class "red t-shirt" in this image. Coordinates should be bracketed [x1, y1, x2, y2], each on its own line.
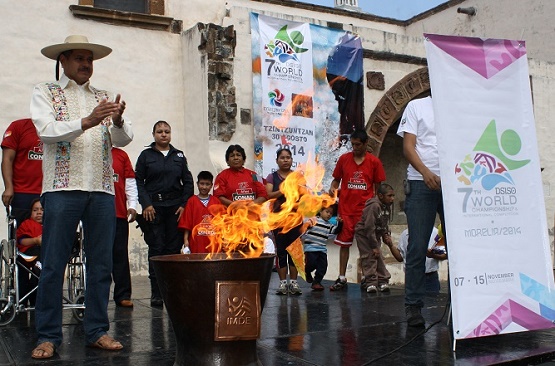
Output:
[1, 119, 43, 194]
[332, 151, 386, 217]
[213, 168, 268, 202]
[112, 147, 135, 219]
[178, 195, 222, 253]
[16, 218, 42, 253]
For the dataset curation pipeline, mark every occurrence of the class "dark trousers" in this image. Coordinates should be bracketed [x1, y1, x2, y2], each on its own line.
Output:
[112, 218, 132, 302]
[305, 251, 328, 284]
[425, 271, 441, 294]
[274, 225, 302, 269]
[143, 204, 182, 298]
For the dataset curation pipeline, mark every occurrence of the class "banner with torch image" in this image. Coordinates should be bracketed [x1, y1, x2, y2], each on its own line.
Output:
[251, 13, 365, 188]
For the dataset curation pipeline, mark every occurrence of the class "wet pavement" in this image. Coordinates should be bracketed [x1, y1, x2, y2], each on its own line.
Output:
[1, 274, 555, 365]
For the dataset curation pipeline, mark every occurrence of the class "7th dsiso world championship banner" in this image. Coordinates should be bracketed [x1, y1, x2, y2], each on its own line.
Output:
[425, 34, 555, 339]
[250, 13, 364, 184]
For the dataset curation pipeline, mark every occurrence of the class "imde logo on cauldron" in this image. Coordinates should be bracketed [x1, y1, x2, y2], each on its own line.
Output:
[215, 281, 261, 341]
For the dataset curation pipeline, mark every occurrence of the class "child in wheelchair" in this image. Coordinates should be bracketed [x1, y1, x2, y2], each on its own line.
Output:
[15, 199, 43, 306]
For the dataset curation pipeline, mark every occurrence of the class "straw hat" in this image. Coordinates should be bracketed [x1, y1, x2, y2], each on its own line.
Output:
[41, 35, 112, 60]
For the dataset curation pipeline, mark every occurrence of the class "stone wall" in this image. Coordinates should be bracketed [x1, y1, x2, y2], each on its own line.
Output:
[198, 23, 238, 142]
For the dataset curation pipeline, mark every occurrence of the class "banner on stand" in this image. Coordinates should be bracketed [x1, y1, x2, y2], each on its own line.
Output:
[251, 13, 364, 185]
[425, 33, 555, 340]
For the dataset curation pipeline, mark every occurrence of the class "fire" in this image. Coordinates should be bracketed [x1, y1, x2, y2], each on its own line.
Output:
[201, 87, 326, 259]
[203, 156, 335, 258]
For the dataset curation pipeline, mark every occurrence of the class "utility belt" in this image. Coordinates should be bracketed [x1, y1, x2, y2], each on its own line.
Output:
[425, 271, 438, 276]
[150, 191, 182, 202]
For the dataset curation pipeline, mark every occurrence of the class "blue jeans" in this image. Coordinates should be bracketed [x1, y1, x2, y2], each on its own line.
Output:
[36, 191, 115, 346]
[404, 180, 445, 308]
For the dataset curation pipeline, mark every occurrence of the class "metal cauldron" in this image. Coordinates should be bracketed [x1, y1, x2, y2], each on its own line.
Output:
[151, 253, 275, 366]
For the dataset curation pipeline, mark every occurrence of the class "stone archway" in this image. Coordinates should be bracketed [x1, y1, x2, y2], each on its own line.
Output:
[364, 67, 430, 224]
[365, 67, 430, 156]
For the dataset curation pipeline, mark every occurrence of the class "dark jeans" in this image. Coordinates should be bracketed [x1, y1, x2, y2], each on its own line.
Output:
[305, 251, 328, 283]
[112, 218, 132, 302]
[36, 191, 115, 346]
[143, 204, 182, 298]
[404, 180, 445, 308]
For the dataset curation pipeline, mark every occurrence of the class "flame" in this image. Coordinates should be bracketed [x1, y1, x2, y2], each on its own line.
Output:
[201, 155, 335, 259]
[199, 86, 325, 259]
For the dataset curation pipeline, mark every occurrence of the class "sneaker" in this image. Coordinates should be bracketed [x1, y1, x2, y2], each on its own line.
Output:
[311, 282, 324, 291]
[366, 285, 377, 293]
[379, 283, 390, 293]
[305, 271, 313, 283]
[289, 282, 302, 295]
[406, 306, 425, 327]
[330, 278, 347, 291]
[276, 282, 288, 295]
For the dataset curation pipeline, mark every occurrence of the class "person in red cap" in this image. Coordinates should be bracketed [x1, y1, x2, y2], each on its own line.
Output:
[30, 35, 133, 359]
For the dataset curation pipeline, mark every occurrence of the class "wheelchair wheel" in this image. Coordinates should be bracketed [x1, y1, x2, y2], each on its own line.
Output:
[67, 262, 84, 303]
[72, 294, 85, 322]
[0, 239, 6, 298]
[0, 298, 16, 326]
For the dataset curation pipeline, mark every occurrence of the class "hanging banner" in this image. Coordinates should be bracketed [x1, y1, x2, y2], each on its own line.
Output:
[251, 13, 364, 184]
[425, 34, 555, 340]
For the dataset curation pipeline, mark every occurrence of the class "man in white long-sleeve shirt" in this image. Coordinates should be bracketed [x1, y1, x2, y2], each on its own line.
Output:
[30, 35, 133, 359]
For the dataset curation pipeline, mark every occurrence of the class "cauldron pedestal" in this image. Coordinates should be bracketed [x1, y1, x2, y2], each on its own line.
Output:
[151, 253, 275, 366]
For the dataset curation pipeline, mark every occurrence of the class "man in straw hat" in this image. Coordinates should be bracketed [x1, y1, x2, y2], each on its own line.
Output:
[30, 35, 133, 359]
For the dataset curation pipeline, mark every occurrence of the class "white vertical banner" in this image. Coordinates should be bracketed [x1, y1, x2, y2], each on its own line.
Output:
[425, 34, 555, 340]
[257, 14, 315, 176]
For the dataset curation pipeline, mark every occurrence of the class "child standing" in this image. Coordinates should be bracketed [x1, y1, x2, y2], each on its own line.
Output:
[390, 226, 447, 294]
[16, 198, 43, 305]
[303, 205, 342, 291]
[178, 171, 222, 254]
[355, 183, 395, 294]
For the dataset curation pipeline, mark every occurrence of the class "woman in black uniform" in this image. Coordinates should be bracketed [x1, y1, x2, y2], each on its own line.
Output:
[135, 121, 194, 306]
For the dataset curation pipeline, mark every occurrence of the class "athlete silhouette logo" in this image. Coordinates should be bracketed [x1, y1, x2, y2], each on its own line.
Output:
[455, 120, 530, 190]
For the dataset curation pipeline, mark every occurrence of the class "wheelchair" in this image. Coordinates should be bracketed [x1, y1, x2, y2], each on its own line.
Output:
[0, 210, 86, 325]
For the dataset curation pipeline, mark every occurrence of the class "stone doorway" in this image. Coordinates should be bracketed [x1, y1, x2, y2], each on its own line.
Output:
[365, 67, 431, 225]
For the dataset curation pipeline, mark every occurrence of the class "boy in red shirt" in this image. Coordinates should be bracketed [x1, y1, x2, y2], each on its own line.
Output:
[178, 171, 222, 254]
[328, 129, 386, 291]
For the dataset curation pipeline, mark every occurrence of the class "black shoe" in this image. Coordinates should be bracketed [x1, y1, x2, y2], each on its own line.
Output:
[305, 271, 313, 283]
[150, 297, 163, 307]
[405, 306, 425, 327]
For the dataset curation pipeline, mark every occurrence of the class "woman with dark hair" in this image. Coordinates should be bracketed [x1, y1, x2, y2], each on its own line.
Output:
[135, 121, 194, 307]
[265, 148, 303, 295]
[213, 144, 267, 206]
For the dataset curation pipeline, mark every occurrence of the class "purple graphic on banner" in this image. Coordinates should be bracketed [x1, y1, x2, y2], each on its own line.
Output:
[425, 34, 527, 79]
[467, 299, 555, 338]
